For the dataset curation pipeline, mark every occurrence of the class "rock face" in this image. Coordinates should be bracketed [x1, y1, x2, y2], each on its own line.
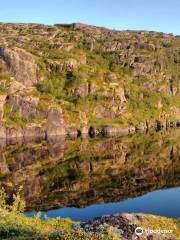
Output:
[23, 124, 45, 140]
[8, 81, 26, 94]
[6, 126, 23, 139]
[0, 125, 6, 138]
[0, 95, 6, 121]
[79, 111, 88, 135]
[0, 22, 179, 139]
[0, 47, 37, 86]
[45, 108, 65, 138]
[6, 95, 39, 117]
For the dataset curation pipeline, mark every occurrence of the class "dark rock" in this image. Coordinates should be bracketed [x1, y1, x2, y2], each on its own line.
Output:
[176, 121, 180, 127]
[88, 126, 95, 138]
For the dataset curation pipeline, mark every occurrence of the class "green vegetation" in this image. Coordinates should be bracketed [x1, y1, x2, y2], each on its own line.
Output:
[3, 103, 41, 127]
[139, 214, 180, 240]
[0, 188, 119, 240]
[0, 73, 11, 94]
[0, 22, 180, 134]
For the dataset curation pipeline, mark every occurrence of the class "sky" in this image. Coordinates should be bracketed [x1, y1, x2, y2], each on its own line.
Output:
[0, 0, 179, 35]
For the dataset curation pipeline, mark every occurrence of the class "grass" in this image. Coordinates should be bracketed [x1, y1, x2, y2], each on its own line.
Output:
[137, 214, 180, 240]
[0, 188, 120, 240]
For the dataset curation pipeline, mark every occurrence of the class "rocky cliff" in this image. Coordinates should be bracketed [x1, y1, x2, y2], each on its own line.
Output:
[0, 22, 180, 138]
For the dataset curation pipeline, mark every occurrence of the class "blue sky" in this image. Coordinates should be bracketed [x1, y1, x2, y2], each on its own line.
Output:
[0, 0, 179, 35]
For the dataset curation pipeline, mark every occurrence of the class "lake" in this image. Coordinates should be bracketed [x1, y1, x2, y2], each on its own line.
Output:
[0, 128, 180, 221]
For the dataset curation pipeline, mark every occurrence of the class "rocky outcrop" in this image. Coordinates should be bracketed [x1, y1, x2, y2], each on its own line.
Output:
[66, 127, 78, 139]
[0, 95, 6, 121]
[6, 95, 39, 117]
[74, 83, 89, 97]
[0, 47, 37, 86]
[82, 213, 178, 240]
[6, 126, 23, 139]
[8, 81, 26, 94]
[45, 107, 66, 138]
[23, 124, 45, 140]
[0, 125, 6, 138]
[79, 111, 88, 135]
[82, 213, 139, 239]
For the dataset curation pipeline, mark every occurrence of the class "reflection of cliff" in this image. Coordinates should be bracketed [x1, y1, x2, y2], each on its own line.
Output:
[0, 129, 180, 211]
[0, 137, 67, 203]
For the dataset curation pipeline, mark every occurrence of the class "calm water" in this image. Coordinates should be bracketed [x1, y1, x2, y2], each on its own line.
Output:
[0, 128, 180, 221]
[26, 187, 180, 221]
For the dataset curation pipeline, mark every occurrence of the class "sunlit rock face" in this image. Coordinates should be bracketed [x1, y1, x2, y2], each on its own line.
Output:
[0, 128, 179, 211]
[0, 23, 180, 139]
[0, 47, 37, 86]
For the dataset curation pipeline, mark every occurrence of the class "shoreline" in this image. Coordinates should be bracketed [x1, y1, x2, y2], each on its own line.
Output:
[81, 212, 180, 239]
[0, 209, 179, 239]
[0, 119, 180, 141]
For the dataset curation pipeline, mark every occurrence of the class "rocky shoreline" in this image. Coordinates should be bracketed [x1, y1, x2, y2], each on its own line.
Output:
[0, 119, 180, 141]
[82, 213, 179, 240]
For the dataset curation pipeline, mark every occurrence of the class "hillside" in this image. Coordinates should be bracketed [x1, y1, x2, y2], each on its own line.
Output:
[0, 22, 180, 139]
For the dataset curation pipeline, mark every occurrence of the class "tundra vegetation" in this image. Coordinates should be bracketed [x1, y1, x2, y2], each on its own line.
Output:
[0, 23, 179, 138]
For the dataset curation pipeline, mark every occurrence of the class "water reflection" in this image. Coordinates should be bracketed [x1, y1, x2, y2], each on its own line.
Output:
[0, 129, 180, 214]
[27, 187, 180, 221]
